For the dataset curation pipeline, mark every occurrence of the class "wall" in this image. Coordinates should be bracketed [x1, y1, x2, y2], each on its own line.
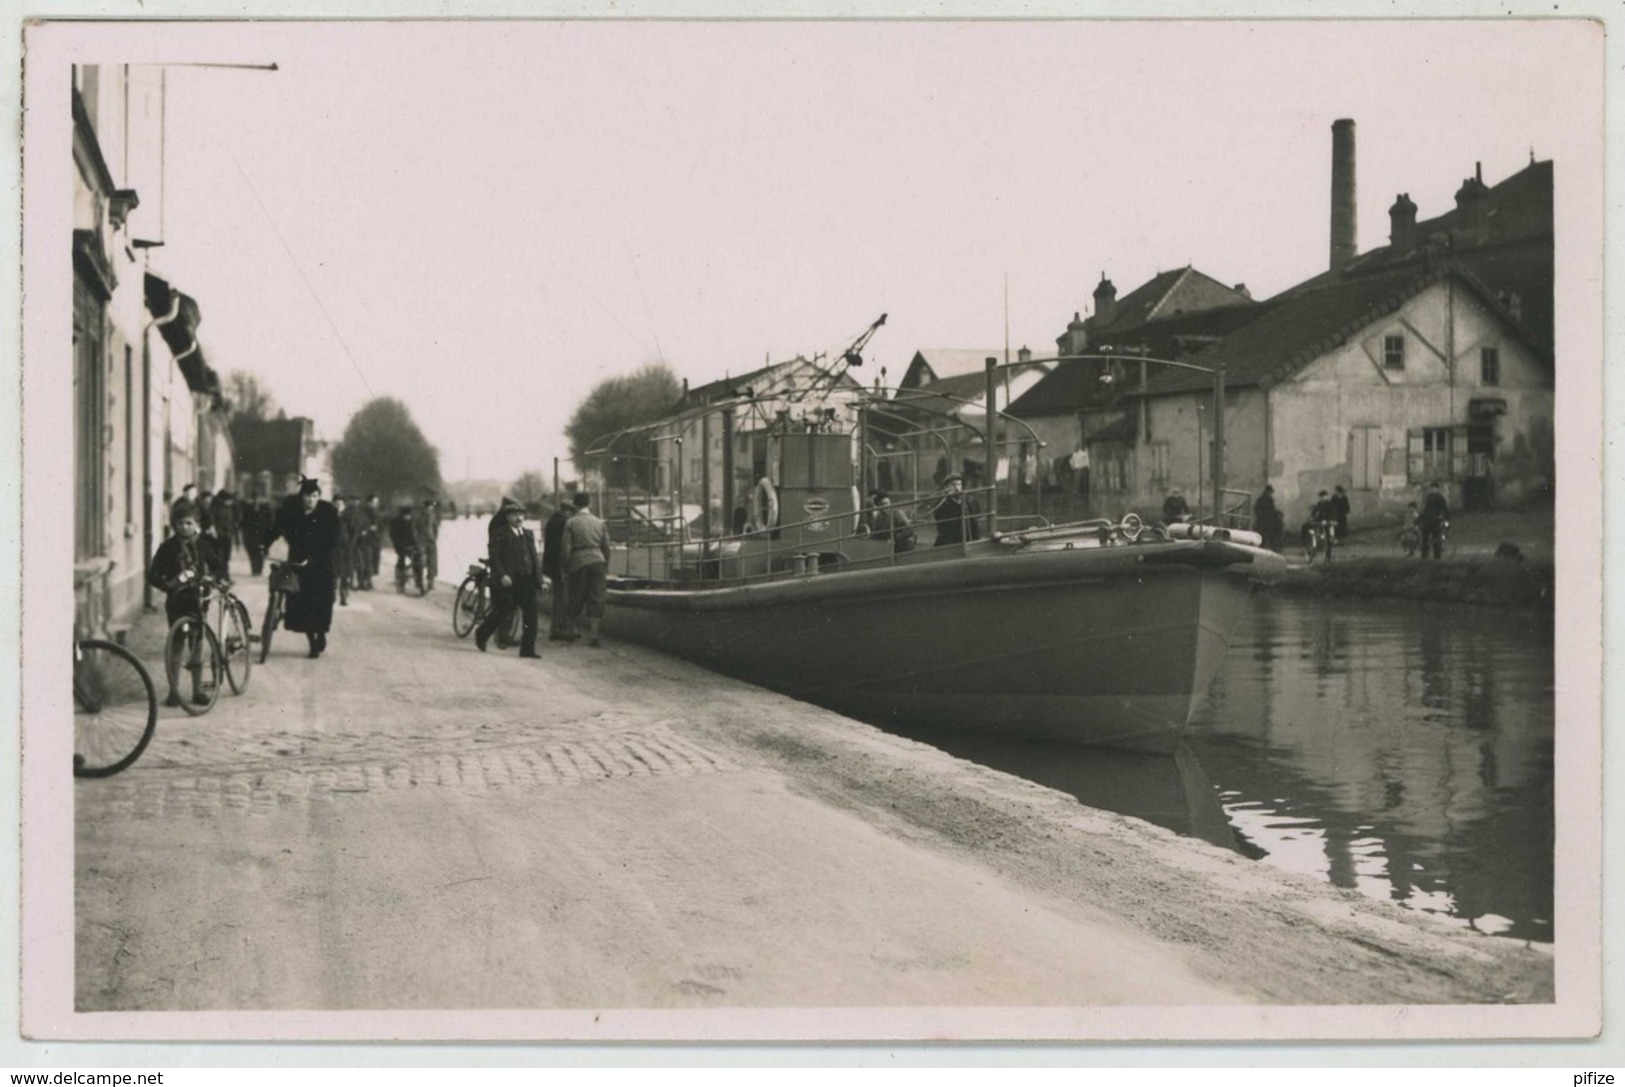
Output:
[1137, 386, 1268, 523]
[1267, 279, 1553, 526]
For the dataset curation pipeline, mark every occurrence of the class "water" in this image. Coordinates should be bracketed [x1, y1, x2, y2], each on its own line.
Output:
[892, 593, 1556, 943]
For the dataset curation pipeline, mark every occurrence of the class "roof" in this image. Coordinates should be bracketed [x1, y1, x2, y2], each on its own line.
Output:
[887, 370, 992, 420]
[898, 349, 1008, 389]
[1285, 159, 1552, 348]
[1010, 303, 1269, 416]
[1140, 260, 1549, 396]
[1088, 266, 1255, 337]
[677, 355, 861, 410]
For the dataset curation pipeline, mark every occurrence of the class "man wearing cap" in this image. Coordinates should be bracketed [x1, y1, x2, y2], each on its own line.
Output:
[476, 497, 542, 658]
[560, 492, 611, 647]
[929, 474, 981, 548]
[262, 478, 341, 658]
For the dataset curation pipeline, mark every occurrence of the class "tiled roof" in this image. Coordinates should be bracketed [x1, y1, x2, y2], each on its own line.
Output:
[1285, 159, 1552, 348]
[1139, 261, 1549, 396]
[888, 370, 992, 420]
[1088, 266, 1254, 337]
[899, 349, 1007, 388]
[1010, 304, 1270, 416]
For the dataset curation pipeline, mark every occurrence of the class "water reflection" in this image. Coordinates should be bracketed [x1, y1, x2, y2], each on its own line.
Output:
[894, 593, 1555, 943]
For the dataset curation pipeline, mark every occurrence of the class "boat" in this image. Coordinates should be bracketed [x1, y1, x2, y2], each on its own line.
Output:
[584, 315, 1284, 750]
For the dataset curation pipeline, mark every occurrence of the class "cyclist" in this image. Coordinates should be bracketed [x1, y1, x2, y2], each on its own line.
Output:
[390, 503, 422, 591]
[148, 504, 226, 706]
[1418, 481, 1451, 560]
[1301, 490, 1336, 560]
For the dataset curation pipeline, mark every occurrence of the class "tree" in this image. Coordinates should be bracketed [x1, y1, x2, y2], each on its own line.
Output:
[565, 362, 682, 491]
[329, 397, 443, 505]
[224, 370, 280, 423]
[510, 470, 552, 514]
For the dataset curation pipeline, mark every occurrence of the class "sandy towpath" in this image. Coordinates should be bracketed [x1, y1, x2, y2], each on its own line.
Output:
[70, 543, 1553, 1032]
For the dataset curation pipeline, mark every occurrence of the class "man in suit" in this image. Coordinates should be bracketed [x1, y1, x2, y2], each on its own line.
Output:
[476, 497, 542, 658]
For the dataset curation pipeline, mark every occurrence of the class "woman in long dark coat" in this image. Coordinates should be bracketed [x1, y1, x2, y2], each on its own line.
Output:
[264, 478, 342, 658]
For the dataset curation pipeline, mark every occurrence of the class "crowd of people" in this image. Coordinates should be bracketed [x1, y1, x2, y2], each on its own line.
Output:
[474, 491, 611, 660]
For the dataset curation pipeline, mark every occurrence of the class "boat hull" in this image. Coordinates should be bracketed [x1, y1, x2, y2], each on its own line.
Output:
[605, 540, 1270, 749]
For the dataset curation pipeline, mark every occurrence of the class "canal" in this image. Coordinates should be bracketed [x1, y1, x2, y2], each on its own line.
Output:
[890, 592, 1556, 944]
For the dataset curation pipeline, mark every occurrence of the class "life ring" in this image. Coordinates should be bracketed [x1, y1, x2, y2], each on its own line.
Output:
[752, 477, 779, 532]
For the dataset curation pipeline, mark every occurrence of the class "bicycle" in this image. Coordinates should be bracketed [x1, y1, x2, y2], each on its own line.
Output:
[452, 559, 521, 646]
[395, 546, 427, 597]
[162, 578, 228, 716]
[74, 636, 158, 777]
[1416, 520, 1458, 560]
[1301, 519, 1335, 564]
[260, 559, 306, 663]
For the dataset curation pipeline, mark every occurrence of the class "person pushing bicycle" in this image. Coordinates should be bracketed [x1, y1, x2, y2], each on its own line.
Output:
[147, 502, 226, 706]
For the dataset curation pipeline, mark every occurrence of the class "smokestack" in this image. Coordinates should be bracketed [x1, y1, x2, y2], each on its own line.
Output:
[1330, 119, 1357, 272]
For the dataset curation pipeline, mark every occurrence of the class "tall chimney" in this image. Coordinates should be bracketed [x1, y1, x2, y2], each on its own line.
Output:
[1330, 119, 1357, 271]
[1092, 274, 1118, 328]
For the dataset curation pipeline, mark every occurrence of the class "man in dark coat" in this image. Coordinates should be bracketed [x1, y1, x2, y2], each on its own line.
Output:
[541, 501, 574, 641]
[1330, 484, 1351, 541]
[389, 504, 421, 591]
[1252, 485, 1283, 550]
[930, 473, 982, 547]
[209, 490, 238, 568]
[1418, 481, 1451, 560]
[477, 498, 542, 658]
[240, 496, 273, 575]
[263, 478, 341, 658]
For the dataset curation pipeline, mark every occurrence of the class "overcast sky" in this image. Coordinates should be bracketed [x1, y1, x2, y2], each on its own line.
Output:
[101, 19, 1592, 484]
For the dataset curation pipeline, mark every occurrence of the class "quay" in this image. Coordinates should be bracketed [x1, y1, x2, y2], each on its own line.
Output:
[70, 555, 1553, 1032]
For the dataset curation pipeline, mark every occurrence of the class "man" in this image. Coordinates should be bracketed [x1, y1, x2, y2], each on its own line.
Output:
[1302, 489, 1336, 559]
[210, 490, 238, 568]
[541, 500, 574, 642]
[929, 473, 982, 547]
[1330, 484, 1351, 542]
[363, 495, 384, 582]
[241, 496, 273, 576]
[1162, 489, 1191, 525]
[389, 504, 421, 591]
[866, 489, 916, 552]
[1418, 481, 1451, 560]
[476, 497, 542, 658]
[332, 494, 354, 606]
[1252, 485, 1283, 551]
[560, 491, 611, 648]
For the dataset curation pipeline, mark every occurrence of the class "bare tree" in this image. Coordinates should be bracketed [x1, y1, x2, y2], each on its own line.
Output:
[224, 370, 281, 423]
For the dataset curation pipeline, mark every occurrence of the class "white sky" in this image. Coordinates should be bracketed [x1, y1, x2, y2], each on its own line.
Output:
[107, 19, 1591, 483]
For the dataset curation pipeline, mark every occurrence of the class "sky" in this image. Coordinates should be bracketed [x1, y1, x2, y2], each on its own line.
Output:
[105, 18, 1594, 484]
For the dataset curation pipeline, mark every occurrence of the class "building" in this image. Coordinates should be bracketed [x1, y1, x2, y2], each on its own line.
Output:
[1007, 120, 1554, 528]
[72, 64, 234, 633]
[229, 416, 322, 502]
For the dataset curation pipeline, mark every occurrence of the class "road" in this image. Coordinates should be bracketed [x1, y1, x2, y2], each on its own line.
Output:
[72, 531, 1554, 1024]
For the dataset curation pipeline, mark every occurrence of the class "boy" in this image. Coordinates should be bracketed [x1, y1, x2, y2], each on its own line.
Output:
[147, 505, 226, 706]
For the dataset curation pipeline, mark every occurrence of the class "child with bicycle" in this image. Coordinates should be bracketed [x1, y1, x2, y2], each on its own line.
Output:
[148, 504, 226, 706]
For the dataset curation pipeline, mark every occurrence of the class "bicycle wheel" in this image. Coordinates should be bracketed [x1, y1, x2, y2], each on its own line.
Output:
[259, 592, 281, 663]
[164, 619, 223, 716]
[403, 556, 428, 598]
[74, 639, 158, 778]
[221, 599, 253, 695]
[452, 577, 482, 638]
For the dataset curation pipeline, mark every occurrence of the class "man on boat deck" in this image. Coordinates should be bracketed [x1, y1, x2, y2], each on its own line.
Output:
[929, 473, 981, 548]
[866, 489, 916, 552]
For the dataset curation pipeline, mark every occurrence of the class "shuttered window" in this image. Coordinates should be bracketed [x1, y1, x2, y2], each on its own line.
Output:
[1408, 427, 1454, 483]
[1351, 426, 1382, 490]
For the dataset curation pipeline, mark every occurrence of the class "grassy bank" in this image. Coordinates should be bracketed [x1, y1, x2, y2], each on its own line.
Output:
[1273, 555, 1554, 611]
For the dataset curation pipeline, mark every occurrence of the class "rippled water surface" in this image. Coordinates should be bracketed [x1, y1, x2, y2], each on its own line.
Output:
[893, 593, 1555, 942]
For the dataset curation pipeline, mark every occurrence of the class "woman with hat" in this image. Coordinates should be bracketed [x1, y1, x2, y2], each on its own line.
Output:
[263, 477, 342, 658]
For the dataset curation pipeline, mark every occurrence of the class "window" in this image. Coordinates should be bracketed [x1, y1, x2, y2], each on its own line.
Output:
[74, 289, 106, 562]
[1149, 441, 1170, 485]
[1383, 334, 1406, 371]
[1480, 346, 1501, 387]
[1408, 427, 1453, 483]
